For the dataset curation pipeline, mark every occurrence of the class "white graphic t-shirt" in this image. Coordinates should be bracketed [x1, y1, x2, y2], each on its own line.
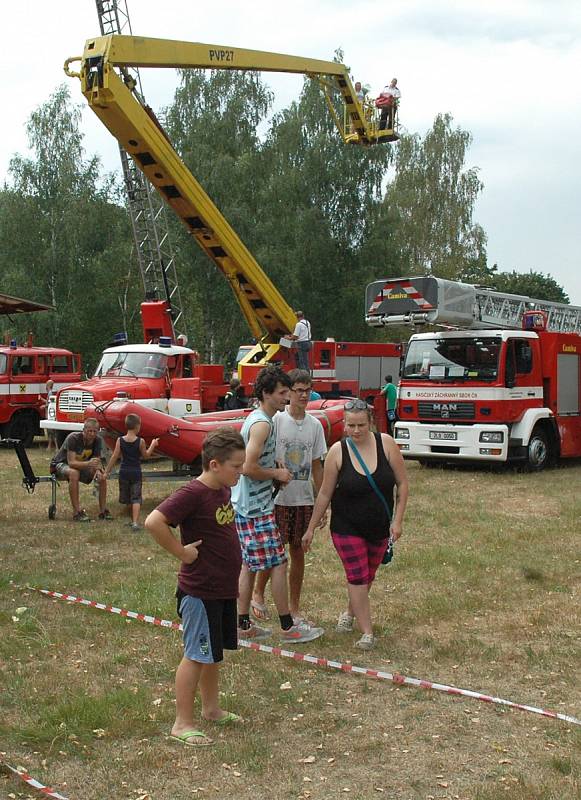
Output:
[274, 408, 327, 507]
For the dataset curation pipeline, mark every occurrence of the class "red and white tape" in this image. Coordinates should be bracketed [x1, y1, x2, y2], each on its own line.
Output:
[1, 761, 70, 800]
[26, 586, 581, 727]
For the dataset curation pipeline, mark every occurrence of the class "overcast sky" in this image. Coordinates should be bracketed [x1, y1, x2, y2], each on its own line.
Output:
[2, 0, 580, 304]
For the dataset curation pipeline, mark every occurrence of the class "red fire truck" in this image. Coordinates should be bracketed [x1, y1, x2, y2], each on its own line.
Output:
[366, 276, 581, 470]
[0, 293, 82, 446]
[0, 341, 82, 446]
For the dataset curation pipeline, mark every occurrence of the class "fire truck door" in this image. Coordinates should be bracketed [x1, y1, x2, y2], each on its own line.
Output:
[504, 339, 539, 420]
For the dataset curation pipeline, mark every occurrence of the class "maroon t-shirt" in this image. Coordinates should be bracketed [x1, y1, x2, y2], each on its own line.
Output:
[157, 479, 241, 600]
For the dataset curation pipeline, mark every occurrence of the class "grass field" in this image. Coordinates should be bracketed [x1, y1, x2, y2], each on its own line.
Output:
[1, 444, 580, 800]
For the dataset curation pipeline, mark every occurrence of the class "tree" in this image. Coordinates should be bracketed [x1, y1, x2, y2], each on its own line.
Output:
[491, 269, 569, 303]
[385, 113, 487, 280]
[0, 85, 135, 368]
[165, 68, 274, 363]
[257, 69, 397, 341]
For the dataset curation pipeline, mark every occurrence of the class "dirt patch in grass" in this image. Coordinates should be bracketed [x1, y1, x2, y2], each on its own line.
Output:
[1, 446, 580, 799]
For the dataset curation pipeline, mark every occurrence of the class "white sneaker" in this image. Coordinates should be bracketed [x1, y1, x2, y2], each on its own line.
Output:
[336, 612, 354, 633]
[281, 621, 324, 644]
[238, 624, 272, 641]
[355, 633, 375, 651]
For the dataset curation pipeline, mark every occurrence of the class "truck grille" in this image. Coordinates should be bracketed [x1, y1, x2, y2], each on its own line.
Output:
[418, 401, 475, 420]
[58, 390, 94, 414]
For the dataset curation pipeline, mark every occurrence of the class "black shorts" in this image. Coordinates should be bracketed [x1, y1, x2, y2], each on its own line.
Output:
[177, 592, 237, 663]
[119, 478, 143, 505]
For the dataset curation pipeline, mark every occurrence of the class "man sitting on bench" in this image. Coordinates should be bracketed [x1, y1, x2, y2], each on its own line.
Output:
[50, 418, 112, 522]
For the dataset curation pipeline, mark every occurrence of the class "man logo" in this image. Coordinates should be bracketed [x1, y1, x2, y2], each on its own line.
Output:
[434, 403, 457, 418]
[186, 403, 192, 412]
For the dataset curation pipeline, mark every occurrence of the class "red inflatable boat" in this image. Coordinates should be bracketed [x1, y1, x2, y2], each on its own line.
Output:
[87, 399, 347, 467]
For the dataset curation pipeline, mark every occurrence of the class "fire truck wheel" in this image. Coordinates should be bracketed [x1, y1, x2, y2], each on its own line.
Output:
[526, 426, 551, 471]
[48, 504, 57, 520]
[6, 412, 37, 447]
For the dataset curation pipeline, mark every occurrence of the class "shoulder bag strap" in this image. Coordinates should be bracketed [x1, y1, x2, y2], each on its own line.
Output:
[346, 437, 391, 523]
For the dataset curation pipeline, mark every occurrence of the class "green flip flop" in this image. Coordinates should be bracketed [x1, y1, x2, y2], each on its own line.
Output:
[169, 730, 213, 746]
[212, 712, 244, 726]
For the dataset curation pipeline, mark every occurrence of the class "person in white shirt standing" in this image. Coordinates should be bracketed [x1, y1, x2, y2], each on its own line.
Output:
[378, 77, 401, 130]
[251, 369, 327, 626]
[289, 310, 312, 371]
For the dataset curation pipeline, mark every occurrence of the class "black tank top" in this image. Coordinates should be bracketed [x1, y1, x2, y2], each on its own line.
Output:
[119, 436, 142, 480]
[330, 433, 395, 542]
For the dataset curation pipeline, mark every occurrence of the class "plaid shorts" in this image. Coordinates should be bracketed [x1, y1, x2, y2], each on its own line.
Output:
[275, 505, 313, 548]
[331, 532, 388, 586]
[235, 512, 287, 572]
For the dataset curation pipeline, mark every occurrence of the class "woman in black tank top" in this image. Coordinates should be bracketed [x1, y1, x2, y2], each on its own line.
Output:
[302, 403, 409, 651]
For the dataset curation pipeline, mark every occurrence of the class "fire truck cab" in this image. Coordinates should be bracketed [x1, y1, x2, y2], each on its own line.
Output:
[366, 276, 581, 470]
[0, 341, 82, 446]
[43, 340, 226, 437]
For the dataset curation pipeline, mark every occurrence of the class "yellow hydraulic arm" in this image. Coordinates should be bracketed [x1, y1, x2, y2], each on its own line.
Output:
[65, 35, 396, 350]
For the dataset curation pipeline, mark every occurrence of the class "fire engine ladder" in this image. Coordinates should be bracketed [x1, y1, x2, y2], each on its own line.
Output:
[474, 287, 581, 334]
[94, 2, 185, 338]
[366, 276, 581, 333]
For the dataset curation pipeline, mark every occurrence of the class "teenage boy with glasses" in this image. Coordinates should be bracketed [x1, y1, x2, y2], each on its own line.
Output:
[251, 369, 327, 627]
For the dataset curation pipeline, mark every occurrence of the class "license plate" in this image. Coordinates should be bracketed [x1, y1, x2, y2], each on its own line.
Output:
[429, 431, 457, 441]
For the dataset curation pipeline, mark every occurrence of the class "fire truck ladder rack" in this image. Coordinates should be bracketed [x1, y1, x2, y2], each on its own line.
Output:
[475, 289, 581, 334]
[95, 2, 185, 338]
[365, 276, 581, 334]
[65, 34, 398, 347]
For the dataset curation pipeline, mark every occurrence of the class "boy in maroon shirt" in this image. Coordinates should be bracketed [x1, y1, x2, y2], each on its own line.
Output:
[145, 427, 245, 747]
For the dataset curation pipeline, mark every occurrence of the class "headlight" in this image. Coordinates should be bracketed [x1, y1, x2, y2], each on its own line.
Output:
[395, 427, 410, 440]
[48, 399, 56, 420]
[479, 431, 504, 443]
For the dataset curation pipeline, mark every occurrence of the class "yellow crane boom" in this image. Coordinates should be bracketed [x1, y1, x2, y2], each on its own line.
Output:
[65, 34, 396, 351]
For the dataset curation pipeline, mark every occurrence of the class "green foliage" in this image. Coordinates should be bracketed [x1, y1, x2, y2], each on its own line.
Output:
[0, 85, 136, 369]
[491, 269, 570, 303]
[386, 113, 487, 280]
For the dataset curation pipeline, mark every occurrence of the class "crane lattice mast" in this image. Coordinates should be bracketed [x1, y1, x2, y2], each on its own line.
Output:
[95, 1, 185, 339]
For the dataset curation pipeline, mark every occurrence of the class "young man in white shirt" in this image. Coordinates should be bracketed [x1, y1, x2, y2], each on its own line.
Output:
[251, 369, 327, 626]
[289, 310, 312, 371]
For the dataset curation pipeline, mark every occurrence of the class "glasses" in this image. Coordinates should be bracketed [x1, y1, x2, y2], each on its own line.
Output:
[344, 399, 369, 411]
[291, 387, 311, 396]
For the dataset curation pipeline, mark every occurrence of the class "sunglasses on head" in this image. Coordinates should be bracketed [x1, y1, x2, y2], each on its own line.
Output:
[344, 398, 369, 411]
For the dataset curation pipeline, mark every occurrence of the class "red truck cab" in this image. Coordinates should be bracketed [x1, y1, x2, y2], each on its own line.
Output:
[42, 341, 228, 440]
[0, 341, 81, 445]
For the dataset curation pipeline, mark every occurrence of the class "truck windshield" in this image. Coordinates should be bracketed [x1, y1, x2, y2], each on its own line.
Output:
[403, 337, 501, 382]
[93, 352, 167, 378]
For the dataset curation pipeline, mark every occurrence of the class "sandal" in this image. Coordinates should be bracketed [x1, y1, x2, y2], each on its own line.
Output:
[336, 611, 354, 633]
[169, 730, 213, 747]
[250, 599, 271, 621]
[73, 509, 90, 523]
[209, 712, 244, 726]
[355, 633, 375, 651]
